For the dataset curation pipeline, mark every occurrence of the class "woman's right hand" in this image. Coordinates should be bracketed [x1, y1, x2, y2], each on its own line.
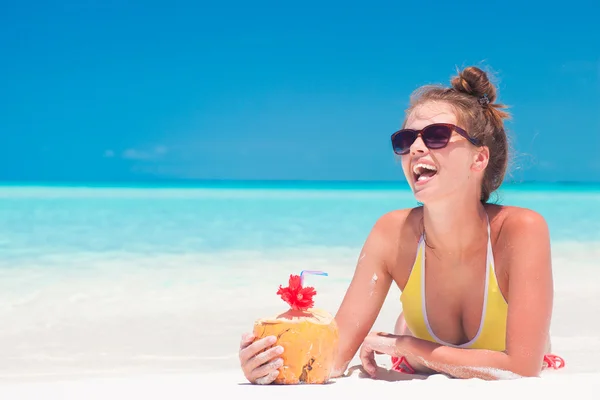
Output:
[239, 332, 285, 385]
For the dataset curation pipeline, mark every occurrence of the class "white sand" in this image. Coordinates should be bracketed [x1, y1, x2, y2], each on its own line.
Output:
[1, 245, 599, 398]
[1, 369, 599, 400]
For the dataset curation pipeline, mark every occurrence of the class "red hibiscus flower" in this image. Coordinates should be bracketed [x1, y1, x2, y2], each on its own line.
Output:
[277, 274, 317, 310]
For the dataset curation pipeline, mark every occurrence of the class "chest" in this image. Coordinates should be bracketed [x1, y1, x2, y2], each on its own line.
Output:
[424, 251, 488, 340]
[395, 243, 509, 346]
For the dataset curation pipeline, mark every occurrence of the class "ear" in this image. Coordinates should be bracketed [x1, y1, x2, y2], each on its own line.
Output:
[472, 146, 489, 172]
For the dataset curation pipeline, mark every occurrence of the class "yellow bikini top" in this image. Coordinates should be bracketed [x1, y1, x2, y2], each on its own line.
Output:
[399, 216, 508, 352]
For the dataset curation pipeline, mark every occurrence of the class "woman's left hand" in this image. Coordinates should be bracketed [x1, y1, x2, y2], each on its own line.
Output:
[359, 331, 401, 377]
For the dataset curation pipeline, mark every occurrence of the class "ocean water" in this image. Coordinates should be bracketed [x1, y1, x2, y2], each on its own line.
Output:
[0, 182, 599, 380]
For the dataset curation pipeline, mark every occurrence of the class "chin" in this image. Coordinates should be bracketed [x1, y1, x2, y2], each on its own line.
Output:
[412, 181, 470, 206]
[413, 190, 433, 205]
[409, 177, 438, 204]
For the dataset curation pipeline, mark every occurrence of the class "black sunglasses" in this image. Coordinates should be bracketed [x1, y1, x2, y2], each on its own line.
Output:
[390, 123, 481, 155]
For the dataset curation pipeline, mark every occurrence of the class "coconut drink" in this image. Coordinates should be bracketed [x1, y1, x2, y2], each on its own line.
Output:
[253, 271, 339, 384]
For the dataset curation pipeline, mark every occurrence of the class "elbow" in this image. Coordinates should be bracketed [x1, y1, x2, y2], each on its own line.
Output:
[514, 366, 542, 379]
[472, 355, 543, 380]
[505, 361, 543, 380]
[475, 366, 539, 381]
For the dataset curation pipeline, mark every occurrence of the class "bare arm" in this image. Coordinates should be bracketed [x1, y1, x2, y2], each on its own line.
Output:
[331, 213, 401, 376]
[361, 209, 554, 379]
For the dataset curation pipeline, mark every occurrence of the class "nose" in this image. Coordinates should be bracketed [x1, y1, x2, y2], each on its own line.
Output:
[410, 134, 428, 155]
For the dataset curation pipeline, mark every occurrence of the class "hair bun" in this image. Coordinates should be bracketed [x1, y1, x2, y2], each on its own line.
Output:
[450, 66, 497, 104]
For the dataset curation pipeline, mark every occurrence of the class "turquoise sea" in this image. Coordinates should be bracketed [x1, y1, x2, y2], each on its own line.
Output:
[1, 181, 599, 257]
[1, 181, 599, 379]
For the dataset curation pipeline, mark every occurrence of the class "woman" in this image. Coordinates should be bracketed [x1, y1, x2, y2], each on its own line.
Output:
[238, 66, 564, 383]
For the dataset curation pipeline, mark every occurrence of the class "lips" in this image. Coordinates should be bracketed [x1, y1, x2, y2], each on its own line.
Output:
[412, 162, 438, 185]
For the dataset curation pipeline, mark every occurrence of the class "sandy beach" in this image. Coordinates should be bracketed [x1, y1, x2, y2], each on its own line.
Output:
[1, 367, 599, 400]
[2, 243, 599, 399]
[1, 187, 599, 399]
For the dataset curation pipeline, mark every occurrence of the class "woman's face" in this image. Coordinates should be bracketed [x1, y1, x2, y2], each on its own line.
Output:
[400, 101, 488, 204]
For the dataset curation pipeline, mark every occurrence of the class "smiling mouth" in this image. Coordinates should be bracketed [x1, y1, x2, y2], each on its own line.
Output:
[412, 163, 438, 183]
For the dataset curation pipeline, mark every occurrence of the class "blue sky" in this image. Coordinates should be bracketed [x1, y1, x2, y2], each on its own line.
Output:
[1, 0, 599, 183]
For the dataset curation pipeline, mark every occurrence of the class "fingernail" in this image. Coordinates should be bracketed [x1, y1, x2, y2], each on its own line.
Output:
[275, 346, 284, 354]
[275, 358, 284, 367]
[268, 336, 277, 344]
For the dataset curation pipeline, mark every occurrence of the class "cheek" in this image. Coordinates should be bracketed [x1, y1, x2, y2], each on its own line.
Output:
[438, 153, 472, 179]
[437, 146, 474, 173]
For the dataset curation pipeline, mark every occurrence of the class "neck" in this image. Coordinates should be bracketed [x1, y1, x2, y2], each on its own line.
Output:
[421, 195, 489, 257]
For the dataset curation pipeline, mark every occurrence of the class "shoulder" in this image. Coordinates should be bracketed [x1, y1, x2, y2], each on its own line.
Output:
[370, 207, 422, 241]
[490, 205, 552, 276]
[492, 205, 550, 241]
[366, 207, 423, 273]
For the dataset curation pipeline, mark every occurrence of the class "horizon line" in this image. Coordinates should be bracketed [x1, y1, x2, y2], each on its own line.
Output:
[0, 178, 599, 188]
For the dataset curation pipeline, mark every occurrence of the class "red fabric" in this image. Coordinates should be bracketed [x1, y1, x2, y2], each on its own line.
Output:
[543, 354, 566, 369]
[390, 356, 416, 374]
[390, 354, 565, 374]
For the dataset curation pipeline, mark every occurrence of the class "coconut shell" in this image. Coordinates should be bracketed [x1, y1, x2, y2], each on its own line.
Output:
[253, 308, 339, 384]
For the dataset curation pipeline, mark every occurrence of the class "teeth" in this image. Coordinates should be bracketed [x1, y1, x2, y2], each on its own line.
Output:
[412, 163, 437, 175]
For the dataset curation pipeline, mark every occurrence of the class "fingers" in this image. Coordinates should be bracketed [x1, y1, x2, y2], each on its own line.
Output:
[239, 332, 256, 350]
[246, 344, 284, 372]
[239, 335, 276, 364]
[252, 357, 284, 384]
[255, 369, 280, 385]
[359, 343, 378, 378]
[239, 333, 285, 385]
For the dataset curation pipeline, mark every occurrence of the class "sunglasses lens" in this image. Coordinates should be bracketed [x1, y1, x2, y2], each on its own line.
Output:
[422, 125, 452, 148]
[392, 131, 417, 154]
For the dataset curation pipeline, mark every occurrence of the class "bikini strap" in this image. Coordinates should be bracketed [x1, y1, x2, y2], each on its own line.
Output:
[485, 212, 492, 250]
